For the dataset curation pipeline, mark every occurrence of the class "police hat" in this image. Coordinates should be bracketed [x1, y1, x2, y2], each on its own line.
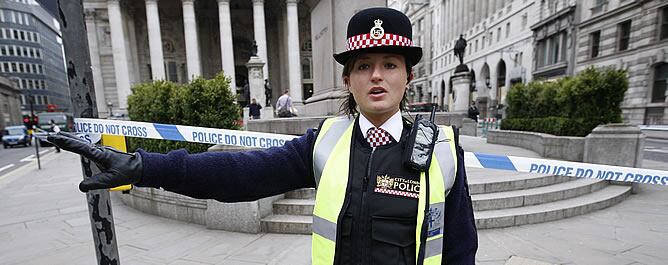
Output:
[333, 7, 423, 66]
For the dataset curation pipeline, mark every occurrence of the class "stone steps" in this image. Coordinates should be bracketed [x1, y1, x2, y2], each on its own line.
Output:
[260, 176, 630, 234]
[261, 214, 312, 235]
[273, 198, 315, 216]
[472, 178, 608, 211]
[285, 188, 316, 199]
[468, 172, 572, 194]
[474, 185, 631, 229]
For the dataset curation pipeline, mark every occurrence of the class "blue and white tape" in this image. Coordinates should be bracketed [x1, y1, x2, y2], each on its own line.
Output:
[74, 118, 297, 149]
[73, 118, 668, 186]
[464, 153, 668, 186]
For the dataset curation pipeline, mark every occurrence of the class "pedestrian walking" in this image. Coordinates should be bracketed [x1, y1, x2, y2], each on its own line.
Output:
[248, 98, 262, 120]
[47, 7, 477, 265]
[276, 90, 295, 117]
[50, 120, 60, 153]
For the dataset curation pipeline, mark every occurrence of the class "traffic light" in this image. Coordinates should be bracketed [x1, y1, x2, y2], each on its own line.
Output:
[23, 115, 31, 128]
[22, 115, 38, 128]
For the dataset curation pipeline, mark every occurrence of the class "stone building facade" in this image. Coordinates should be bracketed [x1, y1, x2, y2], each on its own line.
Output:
[575, 0, 668, 125]
[0, 0, 70, 114]
[82, 0, 316, 116]
[531, 0, 579, 80]
[0, 75, 22, 131]
[393, 0, 538, 119]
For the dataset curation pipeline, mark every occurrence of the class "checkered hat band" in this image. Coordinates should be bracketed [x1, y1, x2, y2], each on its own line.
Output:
[366, 127, 393, 148]
[346, 33, 413, 51]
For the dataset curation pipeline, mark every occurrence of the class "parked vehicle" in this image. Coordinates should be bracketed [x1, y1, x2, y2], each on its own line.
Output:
[2, 125, 32, 148]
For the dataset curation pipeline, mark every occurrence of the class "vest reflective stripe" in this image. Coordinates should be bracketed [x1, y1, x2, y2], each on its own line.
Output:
[312, 118, 355, 265]
[312, 118, 457, 265]
[313, 215, 337, 241]
[313, 117, 355, 186]
[418, 126, 457, 264]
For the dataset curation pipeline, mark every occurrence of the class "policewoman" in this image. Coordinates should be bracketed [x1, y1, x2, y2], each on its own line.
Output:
[48, 7, 477, 265]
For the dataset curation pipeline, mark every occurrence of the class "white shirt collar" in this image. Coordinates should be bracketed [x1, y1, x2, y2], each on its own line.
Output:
[358, 111, 404, 142]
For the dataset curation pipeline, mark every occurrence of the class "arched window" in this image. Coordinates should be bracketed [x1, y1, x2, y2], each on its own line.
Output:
[652, 63, 668, 103]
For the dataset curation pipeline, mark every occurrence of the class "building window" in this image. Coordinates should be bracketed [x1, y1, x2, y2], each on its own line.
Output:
[652, 63, 668, 103]
[661, 6, 668, 40]
[18, 63, 24, 73]
[497, 27, 501, 42]
[590, 30, 601, 58]
[166, 61, 178, 82]
[475, 39, 478, 52]
[592, 0, 608, 14]
[301, 58, 312, 79]
[618, 20, 631, 51]
[506, 22, 511, 39]
[482, 36, 486, 49]
[0, 46, 5, 56]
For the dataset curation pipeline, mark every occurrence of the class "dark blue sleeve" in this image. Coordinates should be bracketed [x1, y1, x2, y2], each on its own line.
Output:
[135, 128, 317, 202]
[442, 145, 478, 264]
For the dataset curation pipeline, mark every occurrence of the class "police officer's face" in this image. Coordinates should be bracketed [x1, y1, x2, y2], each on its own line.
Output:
[345, 53, 408, 122]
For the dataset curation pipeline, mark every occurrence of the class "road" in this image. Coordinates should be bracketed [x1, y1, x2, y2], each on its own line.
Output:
[644, 138, 668, 163]
[0, 143, 56, 177]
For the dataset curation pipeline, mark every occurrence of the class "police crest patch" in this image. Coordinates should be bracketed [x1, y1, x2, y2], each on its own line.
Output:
[374, 174, 420, 198]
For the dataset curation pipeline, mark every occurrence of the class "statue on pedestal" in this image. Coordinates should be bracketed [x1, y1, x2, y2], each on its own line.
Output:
[454, 34, 469, 73]
[250, 41, 258, 57]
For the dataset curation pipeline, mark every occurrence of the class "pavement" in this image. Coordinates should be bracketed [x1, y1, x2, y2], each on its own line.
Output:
[0, 138, 667, 264]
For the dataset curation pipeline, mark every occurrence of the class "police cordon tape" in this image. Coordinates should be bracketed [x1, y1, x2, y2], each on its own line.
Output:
[70, 118, 668, 186]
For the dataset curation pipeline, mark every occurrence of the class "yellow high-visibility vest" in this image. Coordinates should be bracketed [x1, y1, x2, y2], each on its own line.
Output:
[311, 116, 458, 265]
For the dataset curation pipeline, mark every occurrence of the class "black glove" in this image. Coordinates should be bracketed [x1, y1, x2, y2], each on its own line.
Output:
[47, 132, 143, 192]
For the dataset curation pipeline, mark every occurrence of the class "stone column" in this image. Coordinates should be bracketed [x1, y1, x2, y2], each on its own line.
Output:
[246, 56, 273, 119]
[449, 0, 455, 42]
[107, 0, 131, 110]
[286, 0, 302, 105]
[482, 0, 488, 20]
[182, 0, 201, 80]
[474, 0, 482, 24]
[451, 71, 471, 112]
[84, 9, 108, 116]
[252, 0, 269, 79]
[218, 0, 236, 94]
[469, 0, 476, 28]
[443, 0, 449, 44]
[490, 0, 497, 16]
[145, 0, 165, 80]
[464, 0, 470, 33]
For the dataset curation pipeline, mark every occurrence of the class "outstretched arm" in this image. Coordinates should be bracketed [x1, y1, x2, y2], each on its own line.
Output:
[136, 129, 317, 202]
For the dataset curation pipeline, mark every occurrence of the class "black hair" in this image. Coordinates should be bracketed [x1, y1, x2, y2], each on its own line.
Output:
[339, 53, 413, 116]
